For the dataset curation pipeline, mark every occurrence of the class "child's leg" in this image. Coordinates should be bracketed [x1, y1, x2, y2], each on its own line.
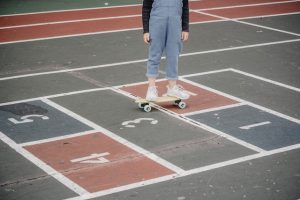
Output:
[146, 16, 168, 81]
[145, 16, 168, 100]
[164, 16, 190, 99]
[148, 77, 156, 87]
[165, 16, 182, 82]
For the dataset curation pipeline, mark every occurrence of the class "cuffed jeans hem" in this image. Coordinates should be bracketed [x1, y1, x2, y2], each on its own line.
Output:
[146, 73, 160, 78]
[166, 76, 178, 80]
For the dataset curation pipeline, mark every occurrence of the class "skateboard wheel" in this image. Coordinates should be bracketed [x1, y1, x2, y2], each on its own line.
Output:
[178, 101, 186, 109]
[138, 103, 144, 108]
[143, 105, 152, 112]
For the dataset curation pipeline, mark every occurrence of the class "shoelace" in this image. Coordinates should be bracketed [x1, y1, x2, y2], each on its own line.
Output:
[173, 85, 186, 92]
[149, 86, 158, 96]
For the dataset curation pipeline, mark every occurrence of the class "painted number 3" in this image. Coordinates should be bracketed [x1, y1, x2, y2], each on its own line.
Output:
[8, 114, 49, 124]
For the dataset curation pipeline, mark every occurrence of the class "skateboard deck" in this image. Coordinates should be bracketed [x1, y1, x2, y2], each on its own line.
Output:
[135, 96, 187, 112]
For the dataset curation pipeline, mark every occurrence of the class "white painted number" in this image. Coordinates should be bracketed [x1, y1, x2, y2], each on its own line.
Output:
[8, 114, 49, 124]
[239, 121, 271, 130]
[71, 152, 110, 164]
[122, 118, 158, 128]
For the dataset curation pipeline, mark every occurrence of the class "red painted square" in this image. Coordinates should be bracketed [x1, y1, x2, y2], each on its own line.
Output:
[24, 132, 174, 193]
[121, 80, 239, 114]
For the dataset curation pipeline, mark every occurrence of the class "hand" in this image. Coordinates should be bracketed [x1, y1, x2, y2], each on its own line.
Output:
[143, 33, 150, 44]
[181, 31, 189, 42]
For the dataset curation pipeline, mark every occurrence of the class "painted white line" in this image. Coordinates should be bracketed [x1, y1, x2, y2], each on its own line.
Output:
[112, 87, 265, 153]
[20, 130, 96, 147]
[0, 131, 89, 196]
[41, 98, 186, 175]
[65, 143, 300, 200]
[197, 0, 300, 11]
[0, 15, 141, 30]
[2, 38, 300, 81]
[179, 39, 300, 57]
[234, 11, 300, 21]
[239, 121, 271, 130]
[193, 10, 300, 37]
[0, 4, 142, 17]
[0, 27, 142, 45]
[184, 143, 300, 176]
[181, 69, 231, 78]
[183, 102, 246, 116]
[0, 59, 147, 81]
[230, 68, 300, 93]
[0, 87, 109, 107]
[64, 174, 177, 200]
[181, 78, 300, 124]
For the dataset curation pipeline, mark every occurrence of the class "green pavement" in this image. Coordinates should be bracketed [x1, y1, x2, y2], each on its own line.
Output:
[0, 0, 141, 15]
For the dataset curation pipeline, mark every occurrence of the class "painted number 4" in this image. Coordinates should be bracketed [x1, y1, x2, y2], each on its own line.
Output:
[8, 114, 49, 124]
[71, 153, 110, 164]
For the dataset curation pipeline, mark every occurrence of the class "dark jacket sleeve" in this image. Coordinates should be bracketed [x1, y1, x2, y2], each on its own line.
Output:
[142, 0, 189, 33]
[182, 0, 189, 32]
[142, 0, 153, 33]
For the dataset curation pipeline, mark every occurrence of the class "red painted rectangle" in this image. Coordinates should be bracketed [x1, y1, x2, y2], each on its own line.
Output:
[121, 80, 239, 114]
[0, 16, 142, 43]
[205, 2, 300, 19]
[0, 6, 141, 27]
[24, 132, 174, 192]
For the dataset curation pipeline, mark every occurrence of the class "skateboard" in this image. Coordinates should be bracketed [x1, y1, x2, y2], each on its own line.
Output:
[135, 96, 187, 112]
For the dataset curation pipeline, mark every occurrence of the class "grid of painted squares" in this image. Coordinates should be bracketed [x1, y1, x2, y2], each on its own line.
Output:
[0, 75, 299, 194]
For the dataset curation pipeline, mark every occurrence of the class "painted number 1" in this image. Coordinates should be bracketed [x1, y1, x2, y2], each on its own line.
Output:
[239, 121, 271, 130]
[8, 114, 49, 124]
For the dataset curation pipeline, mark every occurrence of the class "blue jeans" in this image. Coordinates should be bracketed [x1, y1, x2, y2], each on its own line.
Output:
[146, 0, 183, 80]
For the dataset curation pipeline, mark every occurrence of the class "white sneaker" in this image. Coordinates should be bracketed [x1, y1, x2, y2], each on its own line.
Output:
[166, 85, 190, 99]
[146, 86, 158, 101]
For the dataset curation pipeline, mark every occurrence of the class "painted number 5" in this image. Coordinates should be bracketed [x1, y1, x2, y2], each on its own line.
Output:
[8, 114, 49, 124]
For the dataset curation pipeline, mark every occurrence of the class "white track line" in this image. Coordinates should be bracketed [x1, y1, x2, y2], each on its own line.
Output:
[0, 15, 141, 30]
[182, 68, 300, 93]
[181, 78, 300, 124]
[2, 38, 300, 81]
[234, 11, 300, 21]
[0, 87, 110, 107]
[184, 143, 300, 175]
[0, 59, 147, 81]
[181, 68, 231, 78]
[193, 10, 300, 37]
[0, 27, 142, 45]
[183, 102, 246, 116]
[41, 98, 186, 175]
[198, 0, 300, 11]
[0, 4, 142, 17]
[19, 130, 96, 147]
[0, 131, 89, 196]
[65, 143, 300, 200]
[230, 68, 300, 92]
